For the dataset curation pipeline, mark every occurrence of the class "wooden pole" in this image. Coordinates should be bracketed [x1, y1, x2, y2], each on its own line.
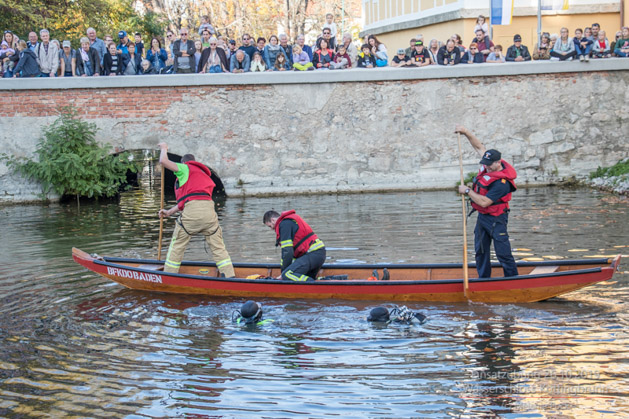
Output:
[457, 133, 470, 300]
[158, 163, 165, 260]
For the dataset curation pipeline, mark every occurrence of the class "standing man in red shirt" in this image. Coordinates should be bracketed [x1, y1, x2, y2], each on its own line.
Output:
[158, 142, 234, 277]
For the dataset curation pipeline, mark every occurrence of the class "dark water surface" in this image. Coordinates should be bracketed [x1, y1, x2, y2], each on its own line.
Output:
[0, 181, 628, 417]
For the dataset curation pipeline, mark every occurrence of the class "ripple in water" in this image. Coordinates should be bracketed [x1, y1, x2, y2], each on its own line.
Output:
[0, 185, 627, 417]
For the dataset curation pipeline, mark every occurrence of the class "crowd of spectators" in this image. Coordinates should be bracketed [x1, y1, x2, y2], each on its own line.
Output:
[2, 14, 628, 78]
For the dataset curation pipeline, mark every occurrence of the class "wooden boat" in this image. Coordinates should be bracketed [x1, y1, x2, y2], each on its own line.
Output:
[72, 248, 622, 303]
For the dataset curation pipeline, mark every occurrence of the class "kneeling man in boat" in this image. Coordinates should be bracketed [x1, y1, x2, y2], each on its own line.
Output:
[157, 142, 235, 277]
[455, 126, 519, 278]
[263, 210, 326, 281]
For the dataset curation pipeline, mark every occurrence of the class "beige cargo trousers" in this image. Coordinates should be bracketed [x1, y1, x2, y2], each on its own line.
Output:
[164, 199, 235, 277]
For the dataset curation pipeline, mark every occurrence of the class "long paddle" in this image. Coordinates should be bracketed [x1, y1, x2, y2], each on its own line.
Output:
[457, 133, 470, 300]
[157, 163, 165, 260]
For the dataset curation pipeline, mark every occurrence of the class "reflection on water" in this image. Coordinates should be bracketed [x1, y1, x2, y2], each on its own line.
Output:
[0, 179, 627, 417]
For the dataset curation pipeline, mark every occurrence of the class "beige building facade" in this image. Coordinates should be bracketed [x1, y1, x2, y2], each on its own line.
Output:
[360, 0, 628, 54]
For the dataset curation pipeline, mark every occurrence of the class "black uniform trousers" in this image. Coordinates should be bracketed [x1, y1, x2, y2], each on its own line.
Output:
[474, 212, 519, 278]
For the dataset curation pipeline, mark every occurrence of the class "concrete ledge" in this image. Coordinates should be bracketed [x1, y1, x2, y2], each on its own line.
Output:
[0, 58, 627, 90]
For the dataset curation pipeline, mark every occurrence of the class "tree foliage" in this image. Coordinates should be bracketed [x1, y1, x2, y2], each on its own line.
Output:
[1, 107, 139, 200]
[0, 0, 167, 46]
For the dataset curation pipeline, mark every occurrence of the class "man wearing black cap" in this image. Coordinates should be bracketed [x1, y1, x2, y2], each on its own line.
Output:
[455, 125, 519, 278]
[505, 34, 531, 61]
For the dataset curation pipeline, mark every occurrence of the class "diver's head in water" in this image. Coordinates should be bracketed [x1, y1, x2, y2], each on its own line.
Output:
[239, 300, 263, 324]
[367, 306, 390, 322]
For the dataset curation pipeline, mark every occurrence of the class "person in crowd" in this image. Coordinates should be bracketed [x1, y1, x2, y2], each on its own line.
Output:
[35, 29, 59, 77]
[550, 28, 575, 61]
[117, 31, 130, 55]
[273, 51, 289, 71]
[357, 43, 375, 68]
[316, 27, 336, 50]
[200, 29, 211, 50]
[340, 33, 358, 67]
[134, 33, 144, 57]
[474, 15, 489, 38]
[329, 44, 350, 69]
[278, 34, 293, 66]
[486, 45, 505, 63]
[610, 30, 622, 56]
[583, 27, 593, 42]
[472, 28, 493, 62]
[614, 27, 629, 57]
[549, 33, 558, 49]
[1, 41, 16, 77]
[59, 40, 77, 77]
[158, 143, 235, 277]
[146, 38, 168, 72]
[390, 48, 412, 67]
[238, 33, 256, 59]
[217, 35, 228, 53]
[263, 210, 325, 282]
[506, 34, 531, 61]
[86, 27, 106, 65]
[532, 33, 552, 60]
[592, 30, 611, 58]
[368, 35, 388, 66]
[199, 36, 229, 73]
[573, 28, 593, 61]
[3, 31, 18, 50]
[76, 37, 101, 76]
[230, 49, 250, 73]
[198, 15, 216, 36]
[27, 32, 39, 52]
[410, 40, 431, 66]
[255, 37, 266, 56]
[292, 45, 314, 70]
[427, 39, 440, 64]
[461, 42, 484, 64]
[455, 125, 518, 279]
[194, 40, 203, 71]
[437, 39, 460, 65]
[104, 34, 114, 48]
[103, 42, 128, 76]
[451, 34, 467, 58]
[296, 34, 313, 61]
[173, 28, 195, 73]
[250, 51, 266, 72]
[591, 23, 601, 40]
[124, 42, 141, 75]
[405, 38, 417, 57]
[264, 35, 289, 70]
[323, 12, 338, 47]
[12, 40, 40, 78]
[312, 38, 334, 69]
[141, 59, 157, 74]
[227, 39, 238, 58]
[166, 30, 175, 56]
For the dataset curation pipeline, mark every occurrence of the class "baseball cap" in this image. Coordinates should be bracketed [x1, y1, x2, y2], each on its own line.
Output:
[414, 40, 423, 46]
[513, 34, 522, 42]
[479, 149, 502, 165]
[229, 39, 236, 45]
[397, 48, 405, 54]
[118, 30, 127, 39]
[62, 40, 71, 48]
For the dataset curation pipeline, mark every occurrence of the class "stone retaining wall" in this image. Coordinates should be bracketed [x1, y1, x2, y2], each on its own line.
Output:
[1, 60, 628, 204]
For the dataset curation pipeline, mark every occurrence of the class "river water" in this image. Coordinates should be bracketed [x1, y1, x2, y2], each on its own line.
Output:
[0, 176, 627, 417]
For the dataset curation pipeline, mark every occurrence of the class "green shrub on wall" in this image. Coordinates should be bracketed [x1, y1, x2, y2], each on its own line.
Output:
[1, 106, 139, 203]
